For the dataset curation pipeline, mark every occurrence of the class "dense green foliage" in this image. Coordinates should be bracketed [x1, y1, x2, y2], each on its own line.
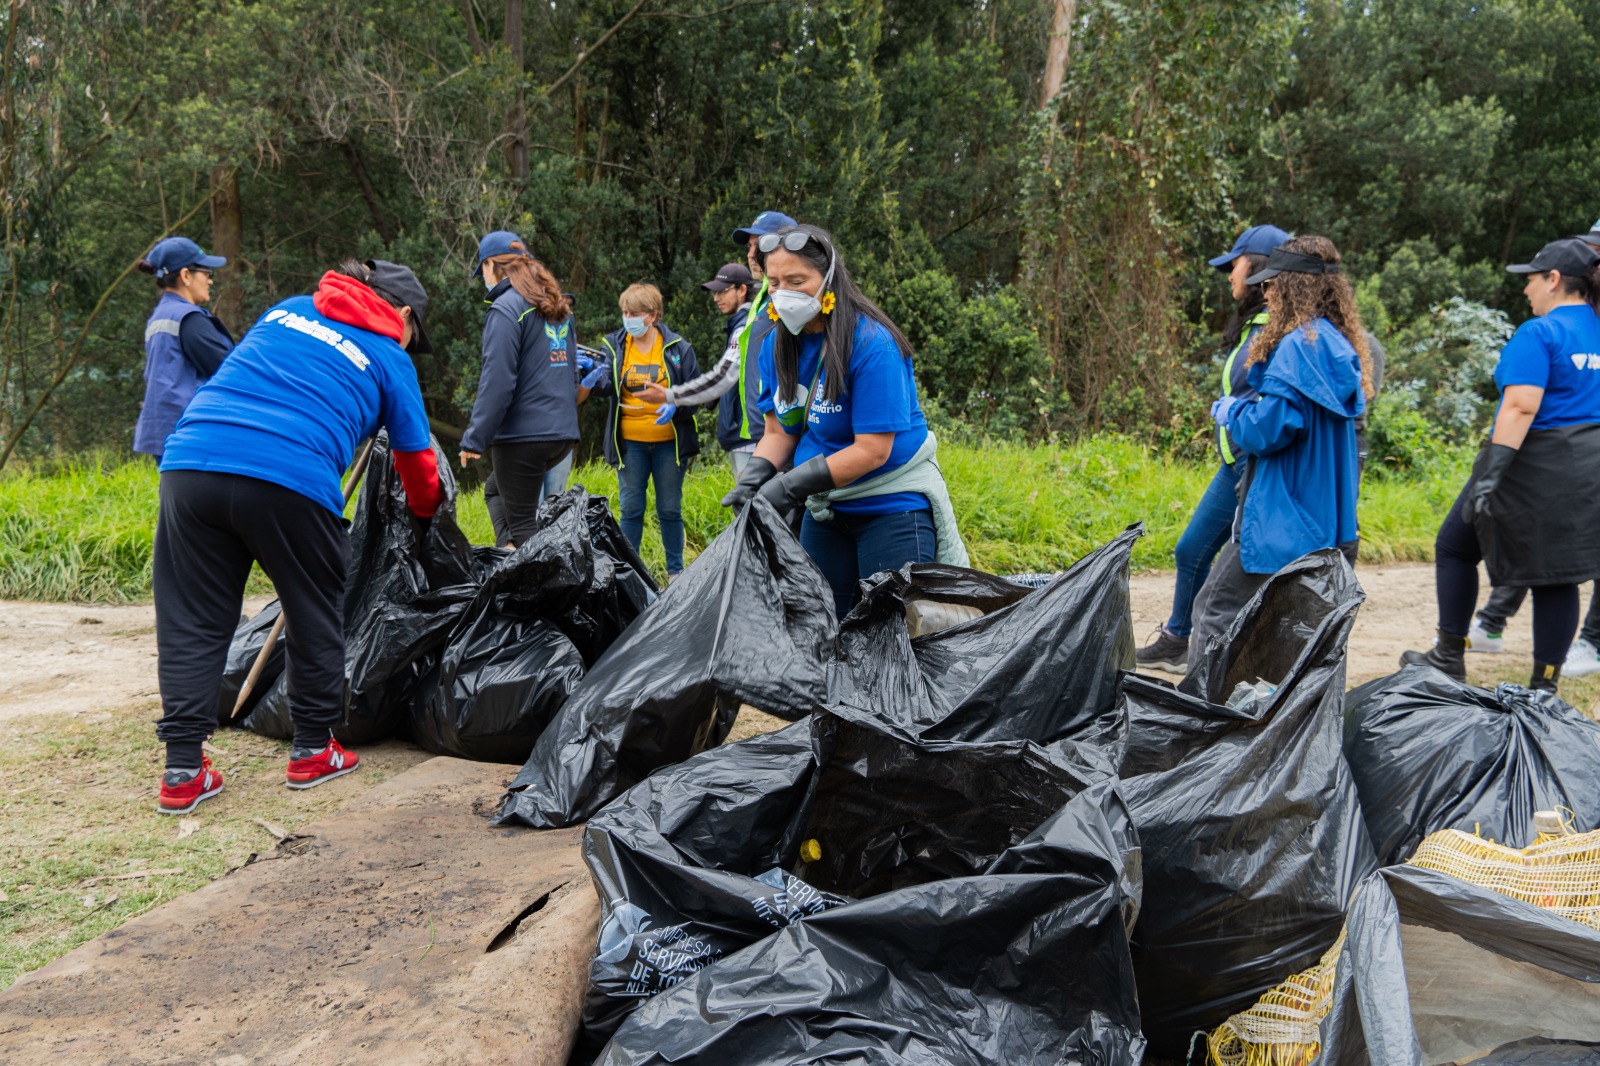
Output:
[2, 440, 1470, 602]
[0, 0, 1593, 467]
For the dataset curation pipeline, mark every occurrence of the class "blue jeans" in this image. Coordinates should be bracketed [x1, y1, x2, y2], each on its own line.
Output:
[1167, 462, 1241, 638]
[800, 508, 937, 619]
[619, 439, 686, 574]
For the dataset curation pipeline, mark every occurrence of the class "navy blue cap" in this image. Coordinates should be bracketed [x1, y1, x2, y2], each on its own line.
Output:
[146, 237, 225, 279]
[474, 230, 531, 276]
[731, 211, 797, 248]
[1208, 224, 1292, 272]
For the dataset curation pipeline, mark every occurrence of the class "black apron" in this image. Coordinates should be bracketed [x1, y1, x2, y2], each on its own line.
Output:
[1473, 422, 1600, 586]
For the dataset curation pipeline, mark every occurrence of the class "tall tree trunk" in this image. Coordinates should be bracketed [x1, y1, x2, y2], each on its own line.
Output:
[504, 0, 528, 180]
[209, 166, 244, 329]
[1039, 0, 1076, 109]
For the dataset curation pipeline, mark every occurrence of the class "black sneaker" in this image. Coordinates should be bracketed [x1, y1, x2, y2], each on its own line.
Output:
[1136, 626, 1189, 673]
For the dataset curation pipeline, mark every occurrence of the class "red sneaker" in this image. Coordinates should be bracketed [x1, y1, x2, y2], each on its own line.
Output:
[157, 757, 224, 815]
[285, 738, 360, 790]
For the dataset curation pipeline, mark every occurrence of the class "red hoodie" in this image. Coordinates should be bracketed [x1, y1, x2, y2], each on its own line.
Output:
[313, 272, 443, 518]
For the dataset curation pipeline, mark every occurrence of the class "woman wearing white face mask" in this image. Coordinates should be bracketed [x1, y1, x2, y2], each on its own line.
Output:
[723, 224, 966, 618]
[591, 283, 701, 578]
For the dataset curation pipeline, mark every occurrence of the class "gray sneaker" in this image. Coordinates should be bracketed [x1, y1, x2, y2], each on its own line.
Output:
[1135, 626, 1189, 673]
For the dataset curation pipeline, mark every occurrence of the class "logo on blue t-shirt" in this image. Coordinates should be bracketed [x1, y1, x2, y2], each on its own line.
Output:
[262, 307, 371, 371]
[1570, 352, 1600, 370]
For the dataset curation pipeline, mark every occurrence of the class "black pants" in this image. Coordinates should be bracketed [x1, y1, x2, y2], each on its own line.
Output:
[485, 439, 574, 547]
[1477, 581, 1600, 648]
[1435, 486, 1578, 665]
[1187, 541, 1270, 657]
[154, 470, 349, 766]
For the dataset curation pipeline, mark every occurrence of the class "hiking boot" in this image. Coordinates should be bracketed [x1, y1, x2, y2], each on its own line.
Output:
[1466, 620, 1505, 654]
[1563, 638, 1600, 678]
[157, 757, 224, 815]
[1399, 629, 1467, 682]
[285, 738, 360, 790]
[1135, 625, 1190, 673]
[1530, 661, 1562, 693]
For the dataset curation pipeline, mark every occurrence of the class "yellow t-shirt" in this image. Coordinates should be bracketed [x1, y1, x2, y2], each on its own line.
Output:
[620, 330, 676, 443]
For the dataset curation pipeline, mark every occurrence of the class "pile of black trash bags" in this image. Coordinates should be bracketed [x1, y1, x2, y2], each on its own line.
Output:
[216, 435, 656, 762]
[222, 445, 1600, 1062]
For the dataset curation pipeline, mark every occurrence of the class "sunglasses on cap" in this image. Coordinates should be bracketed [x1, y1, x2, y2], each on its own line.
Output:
[757, 230, 830, 255]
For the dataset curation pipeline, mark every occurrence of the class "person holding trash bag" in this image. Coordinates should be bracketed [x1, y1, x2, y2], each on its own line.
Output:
[133, 236, 236, 461]
[590, 283, 700, 579]
[459, 230, 585, 547]
[1188, 235, 1374, 654]
[722, 224, 966, 618]
[1136, 224, 1289, 673]
[1402, 237, 1600, 692]
[637, 261, 775, 475]
[150, 259, 445, 814]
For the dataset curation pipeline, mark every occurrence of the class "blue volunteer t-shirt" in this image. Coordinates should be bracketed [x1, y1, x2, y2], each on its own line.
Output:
[1494, 304, 1600, 431]
[161, 295, 433, 516]
[756, 316, 930, 515]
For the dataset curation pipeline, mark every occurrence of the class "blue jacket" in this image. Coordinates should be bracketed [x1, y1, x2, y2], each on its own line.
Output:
[134, 292, 233, 457]
[716, 290, 775, 451]
[461, 280, 581, 453]
[1220, 318, 1365, 575]
[594, 324, 701, 466]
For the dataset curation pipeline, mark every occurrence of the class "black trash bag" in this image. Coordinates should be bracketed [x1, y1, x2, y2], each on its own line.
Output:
[1343, 666, 1600, 866]
[214, 599, 285, 726]
[1117, 549, 1377, 1057]
[492, 499, 835, 829]
[239, 433, 478, 743]
[825, 524, 1139, 756]
[589, 717, 1144, 1065]
[1315, 865, 1600, 1065]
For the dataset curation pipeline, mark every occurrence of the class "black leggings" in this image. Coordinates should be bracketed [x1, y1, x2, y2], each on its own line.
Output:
[485, 439, 575, 547]
[154, 470, 349, 765]
[1435, 484, 1579, 665]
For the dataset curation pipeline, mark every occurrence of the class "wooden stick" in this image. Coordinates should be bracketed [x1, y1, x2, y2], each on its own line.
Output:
[231, 438, 377, 716]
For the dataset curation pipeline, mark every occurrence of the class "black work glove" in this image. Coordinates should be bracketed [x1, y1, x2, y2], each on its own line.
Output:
[754, 455, 835, 514]
[721, 456, 778, 511]
[1462, 443, 1516, 524]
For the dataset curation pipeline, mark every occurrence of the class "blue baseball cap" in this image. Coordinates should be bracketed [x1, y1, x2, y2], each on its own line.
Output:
[474, 230, 531, 276]
[146, 237, 225, 280]
[1208, 224, 1292, 271]
[731, 211, 797, 248]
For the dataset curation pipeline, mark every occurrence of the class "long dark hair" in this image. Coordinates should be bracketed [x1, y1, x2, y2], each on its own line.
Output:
[1218, 253, 1268, 350]
[1245, 235, 1375, 399]
[758, 223, 914, 404]
[485, 247, 571, 320]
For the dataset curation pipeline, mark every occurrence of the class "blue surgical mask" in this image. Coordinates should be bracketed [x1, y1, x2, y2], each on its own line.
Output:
[623, 315, 648, 338]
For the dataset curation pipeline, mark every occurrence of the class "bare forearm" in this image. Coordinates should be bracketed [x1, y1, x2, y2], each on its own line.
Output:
[1492, 385, 1543, 449]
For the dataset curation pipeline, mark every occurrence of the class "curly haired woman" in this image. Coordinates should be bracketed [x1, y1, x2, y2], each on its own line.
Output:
[1187, 235, 1375, 653]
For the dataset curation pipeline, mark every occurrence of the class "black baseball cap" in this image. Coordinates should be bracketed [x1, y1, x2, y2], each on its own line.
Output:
[1244, 247, 1342, 286]
[366, 259, 433, 354]
[1506, 238, 1600, 278]
[701, 263, 755, 292]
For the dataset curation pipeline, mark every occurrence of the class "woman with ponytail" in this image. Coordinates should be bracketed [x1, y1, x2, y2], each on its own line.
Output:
[1188, 234, 1375, 652]
[460, 230, 586, 547]
[1402, 237, 1600, 692]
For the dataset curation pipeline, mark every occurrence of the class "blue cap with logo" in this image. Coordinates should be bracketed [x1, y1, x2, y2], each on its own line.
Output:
[731, 211, 798, 248]
[1208, 224, 1293, 272]
[474, 230, 532, 276]
[146, 237, 226, 280]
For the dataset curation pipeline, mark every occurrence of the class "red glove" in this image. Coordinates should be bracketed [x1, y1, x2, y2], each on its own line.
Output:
[392, 448, 444, 518]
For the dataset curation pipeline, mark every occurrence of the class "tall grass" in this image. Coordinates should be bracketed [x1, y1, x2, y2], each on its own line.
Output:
[3, 439, 1472, 603]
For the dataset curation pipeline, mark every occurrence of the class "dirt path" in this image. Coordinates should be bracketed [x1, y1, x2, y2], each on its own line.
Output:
[1, 567, 1584, 725]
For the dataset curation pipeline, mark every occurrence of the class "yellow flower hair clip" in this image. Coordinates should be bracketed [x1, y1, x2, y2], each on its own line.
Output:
[766, 303, 780, 322]
[820, 291, 836, 315]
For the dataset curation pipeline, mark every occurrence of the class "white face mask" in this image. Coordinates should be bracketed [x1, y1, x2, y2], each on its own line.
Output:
[623, 315, 648, 338]
[771, 253, 837, 336]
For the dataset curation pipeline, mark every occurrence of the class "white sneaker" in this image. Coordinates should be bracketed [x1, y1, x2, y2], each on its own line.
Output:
[1564, 638, 1600, 677]
[1466, 621, 1505, 654]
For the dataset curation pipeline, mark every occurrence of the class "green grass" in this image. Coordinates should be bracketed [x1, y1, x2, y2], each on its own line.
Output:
[2, 439, 1473, 602]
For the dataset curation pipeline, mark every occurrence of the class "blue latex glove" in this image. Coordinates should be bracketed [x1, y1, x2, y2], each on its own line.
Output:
[653, 403, 677, 425]
[576, 351, 596, 372]
[1210, 395, 1243, 425]
[581, 365, 608, 389]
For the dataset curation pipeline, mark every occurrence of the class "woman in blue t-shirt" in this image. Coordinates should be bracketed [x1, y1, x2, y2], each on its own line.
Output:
[721, 224, 964, 617]
[1402, 237, 1600, 692]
